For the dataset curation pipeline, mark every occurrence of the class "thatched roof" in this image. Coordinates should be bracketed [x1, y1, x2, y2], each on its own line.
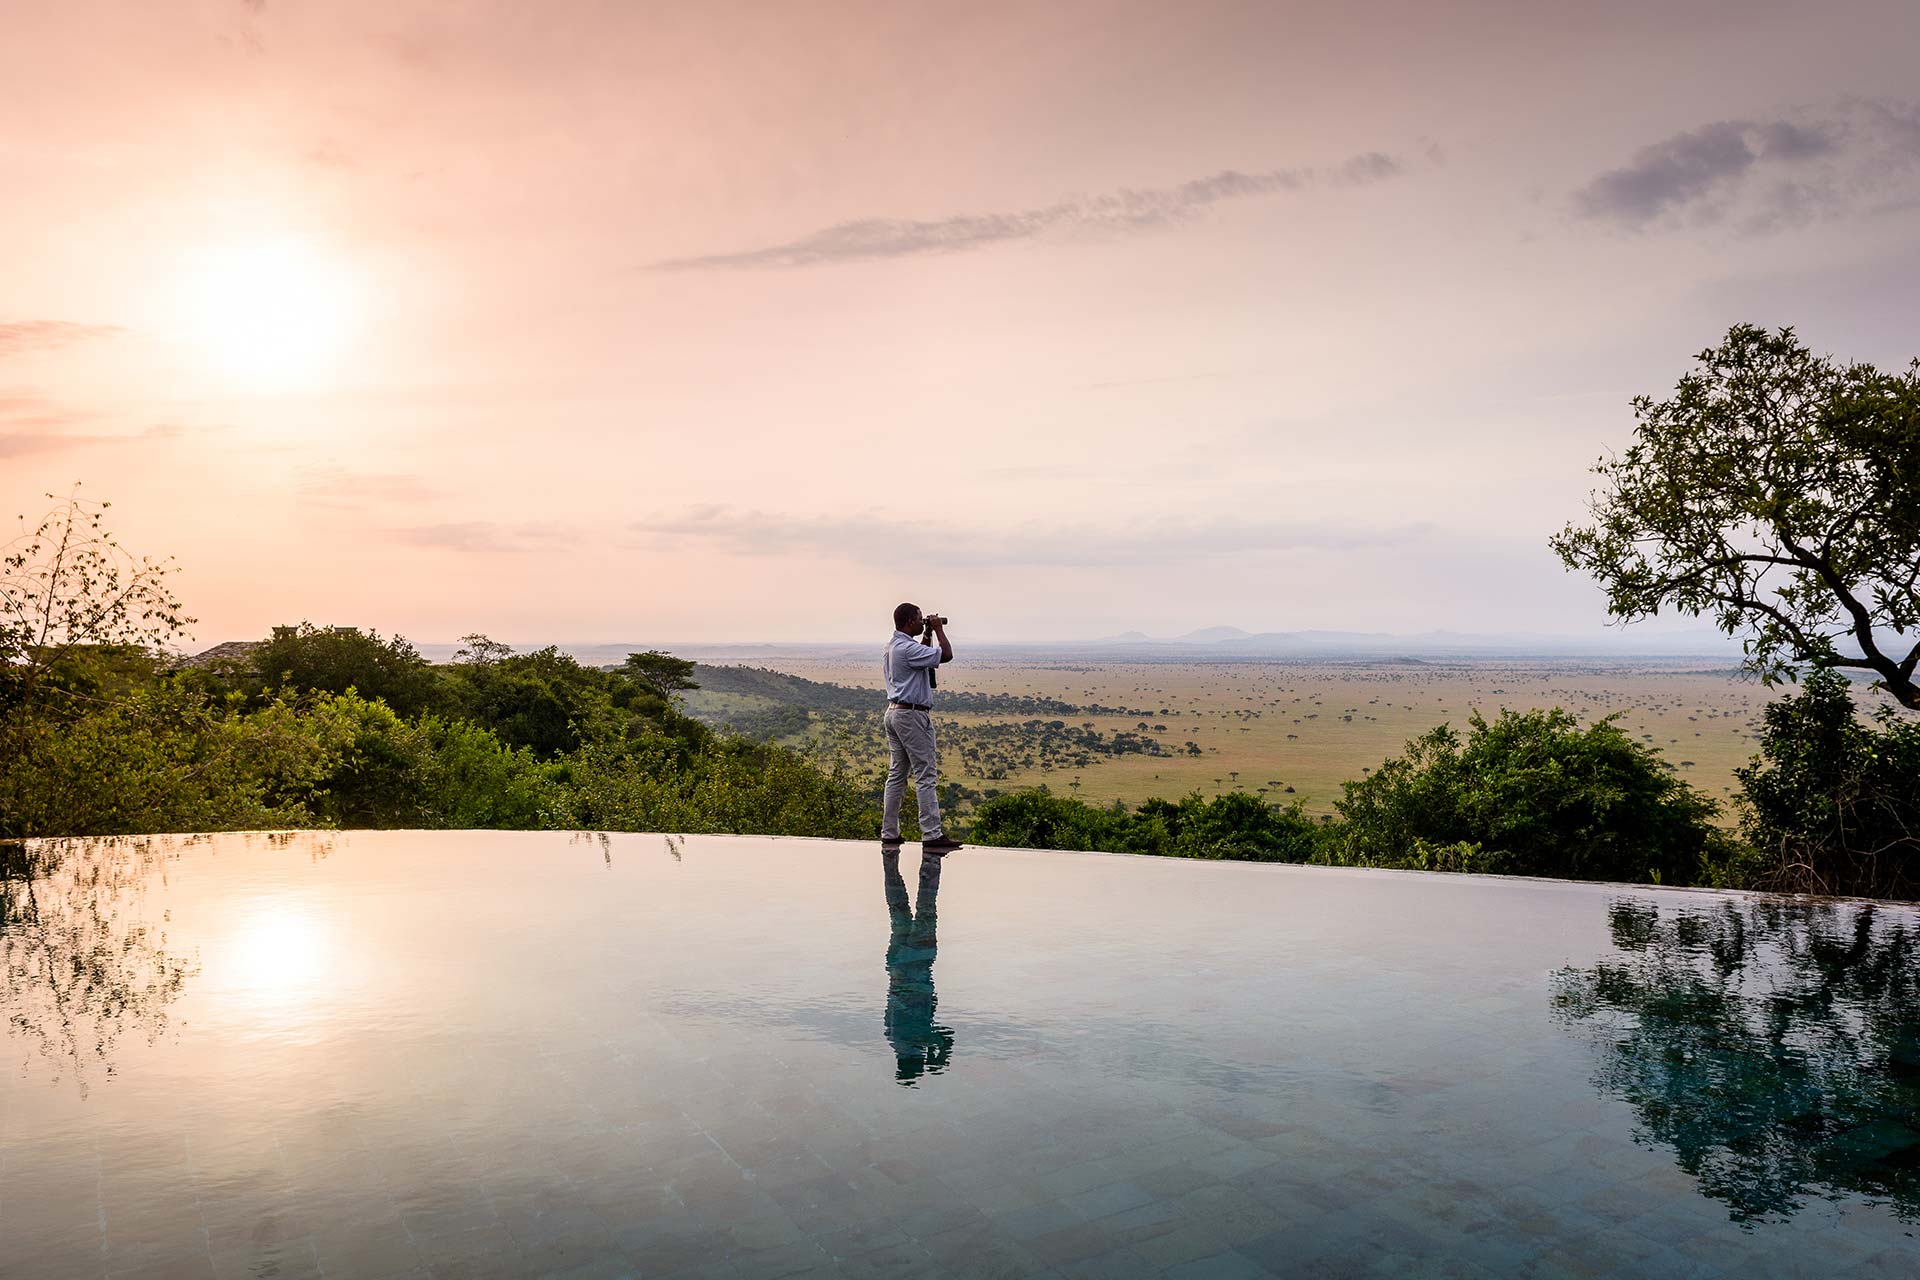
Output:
[176, 640, 263, 670]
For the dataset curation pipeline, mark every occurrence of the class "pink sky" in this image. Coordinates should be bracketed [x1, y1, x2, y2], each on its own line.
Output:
[4, 0, 1918, 645]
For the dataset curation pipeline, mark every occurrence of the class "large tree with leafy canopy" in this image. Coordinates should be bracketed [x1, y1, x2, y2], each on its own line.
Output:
[1551, 325, 1920, 708]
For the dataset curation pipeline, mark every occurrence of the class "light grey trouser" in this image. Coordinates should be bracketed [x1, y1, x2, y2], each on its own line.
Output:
[881, 707, 944, 840]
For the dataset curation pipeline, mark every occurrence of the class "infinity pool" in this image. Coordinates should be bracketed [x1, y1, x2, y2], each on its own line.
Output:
[3, 832, 1915, 1278]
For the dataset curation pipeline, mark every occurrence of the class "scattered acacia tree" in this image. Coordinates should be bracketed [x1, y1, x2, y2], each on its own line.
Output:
[1, 490, 191, 712]
[454, 633, 514, 665]
[619, 650, 700, 701]
[1551, 324, 1920, 708]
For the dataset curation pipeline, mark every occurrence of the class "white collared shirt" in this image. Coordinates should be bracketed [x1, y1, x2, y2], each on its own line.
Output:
[883, 630, 944, 704]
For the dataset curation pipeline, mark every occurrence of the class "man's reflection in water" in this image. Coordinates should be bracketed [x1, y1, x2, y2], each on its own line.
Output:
[882, 851, 952, 1085]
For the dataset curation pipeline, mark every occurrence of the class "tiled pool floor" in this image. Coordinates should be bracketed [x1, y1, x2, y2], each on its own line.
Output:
[2, 831, 1915, 1278]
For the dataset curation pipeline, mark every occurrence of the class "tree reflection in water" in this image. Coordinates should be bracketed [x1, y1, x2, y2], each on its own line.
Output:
[882, 850, 951, 1086]
[2, 834, 202, 1096]
[1552, 897, 1920, 1224]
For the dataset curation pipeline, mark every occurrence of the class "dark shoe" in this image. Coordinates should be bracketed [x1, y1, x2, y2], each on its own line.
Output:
[921, 836, 963, 854]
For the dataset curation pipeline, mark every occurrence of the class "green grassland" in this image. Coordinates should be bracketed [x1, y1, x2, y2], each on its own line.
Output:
[678, 654, 1839, 823]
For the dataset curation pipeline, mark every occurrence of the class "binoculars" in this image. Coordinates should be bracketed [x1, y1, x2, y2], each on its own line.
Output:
[922, 614, 950, 628]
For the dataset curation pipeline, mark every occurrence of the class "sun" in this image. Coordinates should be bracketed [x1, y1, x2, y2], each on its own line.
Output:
[178, 236, 359, 388]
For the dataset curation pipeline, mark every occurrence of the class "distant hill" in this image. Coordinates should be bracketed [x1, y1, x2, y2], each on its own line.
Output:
[411, 626, 1744, 668]
[1176, 625, 1252, 644]
[1208, 629, 1740, 659]
[689, 663, 874, 712]
[1047, 626, 1742, 660]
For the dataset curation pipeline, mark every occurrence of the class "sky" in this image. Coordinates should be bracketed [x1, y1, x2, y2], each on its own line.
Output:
[3, 0, 1918, 646]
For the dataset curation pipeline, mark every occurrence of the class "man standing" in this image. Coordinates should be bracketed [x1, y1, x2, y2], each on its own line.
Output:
[882, 603, 962, 853]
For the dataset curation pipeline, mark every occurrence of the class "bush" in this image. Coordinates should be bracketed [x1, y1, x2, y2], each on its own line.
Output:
[297, 691, 558, 829]
[1736, 670, 1920, 900]
[0, 684, 332, 837]
[968, 789, 1124, 851]
[547, 733, 876, 838]
[0, 683, 872, 841]
[1323, 708, 1729, 885]
[969, 788, 1326, 862]
[443, 645, 621, 757]
[246, 623, 445, 718]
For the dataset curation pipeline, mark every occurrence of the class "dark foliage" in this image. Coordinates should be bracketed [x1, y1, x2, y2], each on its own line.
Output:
[247, 622, 445, 718]
[1552, 325, 1920, 709]
[1736, 670, 1920, 900]
[444, 645, 631, 758]
[970, 788, 1325, 862]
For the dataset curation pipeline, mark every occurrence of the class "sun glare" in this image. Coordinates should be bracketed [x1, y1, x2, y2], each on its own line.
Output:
[230, 900, 328, 997]
[178, 237, 359, 387]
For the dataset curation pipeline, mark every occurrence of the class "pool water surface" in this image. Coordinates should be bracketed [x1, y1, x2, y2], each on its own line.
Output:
[2, 831, 1915, 1278]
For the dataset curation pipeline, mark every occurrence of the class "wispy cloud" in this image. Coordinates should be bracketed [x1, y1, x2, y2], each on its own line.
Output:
[1084, 369, 1249, 391]
[1573, 100, 1920, 231]
[0, 433, 76, 459]
[389, 521, 571, 554]
[0, 321, 125, 355]
[0, 421, 185, 458]
[2, 392, 95, 455]
[650, 152, 1404, 270]
[0, 392, 95, 430]
[297, 464, 438, 510]
[628, 505, 1424, 568]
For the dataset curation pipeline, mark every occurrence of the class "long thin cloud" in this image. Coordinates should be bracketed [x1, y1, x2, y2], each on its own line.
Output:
[297, 464, 439, 510]
[627, 505, 1425, 568]
[0, 421, 184, 458]
[0, 321, 124, 355]
[650, 152, 1403, 270]
[388, 521, 572, 554]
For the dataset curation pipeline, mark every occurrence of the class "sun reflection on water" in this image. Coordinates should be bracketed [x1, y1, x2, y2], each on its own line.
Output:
[227, 899, 329, 1002]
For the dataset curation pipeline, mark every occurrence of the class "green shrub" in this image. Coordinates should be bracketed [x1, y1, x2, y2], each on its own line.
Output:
[298, 691, 558, 829]
[445, 646, 624, 757]
[969, 788, 1325, 862]
[546, 733, 876, 838]
[0, 685, 332, 837]
[968, 789, 1125, 851]
[1736, 670, 1920, 900]
[1323, 708, 1729, 885]
[245, 623, 446, 717]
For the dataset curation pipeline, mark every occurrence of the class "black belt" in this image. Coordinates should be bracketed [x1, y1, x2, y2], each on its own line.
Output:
[888, 701, 932, 712]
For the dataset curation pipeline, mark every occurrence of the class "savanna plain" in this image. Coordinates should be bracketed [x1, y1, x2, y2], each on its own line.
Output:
[680, 651, 1795, 821]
